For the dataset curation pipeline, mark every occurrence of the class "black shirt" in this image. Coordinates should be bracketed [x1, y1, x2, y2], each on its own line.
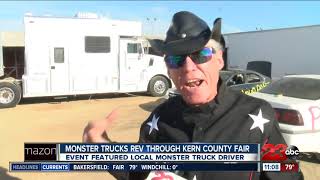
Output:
[112, 81, 303, 180]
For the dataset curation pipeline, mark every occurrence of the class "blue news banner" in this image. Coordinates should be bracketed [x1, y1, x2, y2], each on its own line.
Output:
[11, 143, 260, 172]
[10, 162, 259, 172]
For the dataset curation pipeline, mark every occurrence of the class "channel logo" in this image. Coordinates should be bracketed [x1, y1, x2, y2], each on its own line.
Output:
[261, 144, 300, 161]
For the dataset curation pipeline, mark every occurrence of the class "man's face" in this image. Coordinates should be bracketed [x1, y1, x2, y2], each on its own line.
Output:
[168, 46, 224, 105]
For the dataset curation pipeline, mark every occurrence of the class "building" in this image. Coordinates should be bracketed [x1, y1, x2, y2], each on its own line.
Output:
[224, 25, 320, 78]
[3, 24, 320, 79]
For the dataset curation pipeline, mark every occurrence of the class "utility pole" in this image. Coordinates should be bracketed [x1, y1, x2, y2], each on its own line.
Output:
[147, 17, 157, 36]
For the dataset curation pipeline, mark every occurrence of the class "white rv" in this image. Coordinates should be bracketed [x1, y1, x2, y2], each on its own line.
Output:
[0, 15, 171, 108]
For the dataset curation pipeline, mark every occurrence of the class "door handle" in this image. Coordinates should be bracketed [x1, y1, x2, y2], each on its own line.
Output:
[51, 66, 55, 69]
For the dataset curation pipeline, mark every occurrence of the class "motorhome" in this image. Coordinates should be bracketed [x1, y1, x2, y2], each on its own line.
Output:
[0, 14, 171, 108]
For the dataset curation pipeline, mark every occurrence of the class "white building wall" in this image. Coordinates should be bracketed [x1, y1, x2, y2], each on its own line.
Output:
[224, 25, 320, 78]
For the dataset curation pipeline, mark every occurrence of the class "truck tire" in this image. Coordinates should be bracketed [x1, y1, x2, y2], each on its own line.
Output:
[148, 76, 169, 97]
[0, 81, 22, 108]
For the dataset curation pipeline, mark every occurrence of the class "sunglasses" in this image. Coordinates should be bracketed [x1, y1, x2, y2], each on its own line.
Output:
[164, 47, 215, 69]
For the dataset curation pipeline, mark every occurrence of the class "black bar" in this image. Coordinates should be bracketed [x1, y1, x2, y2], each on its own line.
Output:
[24, 143, 57, 161]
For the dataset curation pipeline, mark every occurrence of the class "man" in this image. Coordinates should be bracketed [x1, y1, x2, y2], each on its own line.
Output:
[83, 11, 303, 180]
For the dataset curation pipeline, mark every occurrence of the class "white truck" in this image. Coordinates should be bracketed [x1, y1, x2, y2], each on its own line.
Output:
[0, 15, 172, 108]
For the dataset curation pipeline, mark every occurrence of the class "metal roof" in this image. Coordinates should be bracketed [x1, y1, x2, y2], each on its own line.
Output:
[224, 24, 320, 36]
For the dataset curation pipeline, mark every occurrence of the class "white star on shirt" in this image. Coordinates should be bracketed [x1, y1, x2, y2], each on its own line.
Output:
[147, 114, 159, 135]
[248, 109, 270, 133]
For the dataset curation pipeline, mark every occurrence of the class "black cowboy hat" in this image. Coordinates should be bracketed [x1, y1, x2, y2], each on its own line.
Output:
[148, 11, 223, 56]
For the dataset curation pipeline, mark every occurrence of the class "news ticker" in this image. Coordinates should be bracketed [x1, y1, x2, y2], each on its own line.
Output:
[10, 162, 259, 172]
[24, 143, 259, 162]
[11, 143, 299, 172]
[9, 162, 299, 172]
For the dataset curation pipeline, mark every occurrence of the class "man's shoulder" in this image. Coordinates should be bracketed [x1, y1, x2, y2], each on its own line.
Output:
[232, 90, 272, 109]
[225, 90, 275, 124]
[224, 91, 278, 142]
[143, 96, 182, 123]
[155, 96, 183, 112]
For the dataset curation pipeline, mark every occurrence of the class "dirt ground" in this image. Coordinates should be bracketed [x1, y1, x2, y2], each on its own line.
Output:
[0, 95, 319, 180]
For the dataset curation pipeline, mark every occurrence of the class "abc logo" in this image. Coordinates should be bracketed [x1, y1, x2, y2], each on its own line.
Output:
[285, 145, 300, 160]
[261, 144, 300, 161]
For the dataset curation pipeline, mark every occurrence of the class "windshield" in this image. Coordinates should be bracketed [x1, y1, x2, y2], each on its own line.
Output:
[260, 77, 320, 100]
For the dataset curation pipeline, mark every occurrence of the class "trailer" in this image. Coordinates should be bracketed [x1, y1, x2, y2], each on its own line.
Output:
[223, 25, 320, 79]
[0, 15, 171, 108]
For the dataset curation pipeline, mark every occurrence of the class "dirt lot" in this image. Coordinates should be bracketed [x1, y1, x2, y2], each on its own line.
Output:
[0, 95, 319, 180]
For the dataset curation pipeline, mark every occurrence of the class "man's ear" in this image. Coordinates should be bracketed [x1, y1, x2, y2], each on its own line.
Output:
[216, 50, 224, 70]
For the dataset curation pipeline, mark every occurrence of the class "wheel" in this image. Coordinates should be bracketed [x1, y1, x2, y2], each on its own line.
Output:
[148, 76, 169, 97]
[0, 81, 22, 108]
[315, 153, 320, 163]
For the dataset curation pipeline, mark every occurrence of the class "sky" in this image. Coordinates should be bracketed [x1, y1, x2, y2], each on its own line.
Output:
[1, 1, 320, 36]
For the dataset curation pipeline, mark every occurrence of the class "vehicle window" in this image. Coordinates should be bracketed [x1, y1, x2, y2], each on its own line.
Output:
[220, 71, 234, 82]
[127, 43, 142, 54]
[226, 78, 236, 86]
[246, 73, 261, 83]
[233, 74, 244, 85]
[54, 47, 64, 63]
[260, 77, 320, 100]
[85, 36, 110, 53]
[226, 73, 244, 86]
